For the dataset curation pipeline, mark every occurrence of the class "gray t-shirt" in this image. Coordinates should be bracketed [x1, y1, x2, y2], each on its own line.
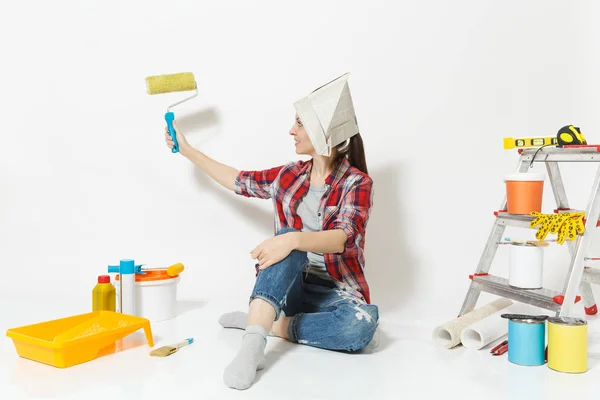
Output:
[296, 184, 331, 279]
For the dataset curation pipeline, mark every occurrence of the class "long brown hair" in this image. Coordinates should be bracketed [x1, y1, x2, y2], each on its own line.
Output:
[335, 133, 368, 175]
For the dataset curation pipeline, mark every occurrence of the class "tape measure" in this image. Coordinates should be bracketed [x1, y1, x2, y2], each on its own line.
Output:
[556, 125, 586, 147]
[503, 125, 586, 150]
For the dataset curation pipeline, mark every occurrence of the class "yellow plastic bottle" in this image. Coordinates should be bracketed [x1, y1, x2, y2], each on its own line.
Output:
[92, 275, 116, 312]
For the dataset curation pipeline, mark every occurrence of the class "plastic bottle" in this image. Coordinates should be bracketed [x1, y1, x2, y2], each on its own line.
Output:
[108, 259, 136, 316]
[92, 275, 116, 312]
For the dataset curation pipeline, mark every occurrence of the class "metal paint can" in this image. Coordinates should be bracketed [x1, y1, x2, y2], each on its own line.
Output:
[506, 316, 546, 366]
[548, 317, 588, 373]
[508, 242, 544, 289]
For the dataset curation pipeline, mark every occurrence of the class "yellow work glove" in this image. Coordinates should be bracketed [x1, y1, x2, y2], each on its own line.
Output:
[530, 211, 585, 244]
[530, 212, 554, 241]
[550, 213, 574, 234]
[556, 212, 585, 244]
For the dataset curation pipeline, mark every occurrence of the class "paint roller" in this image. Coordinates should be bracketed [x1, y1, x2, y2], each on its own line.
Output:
[135, 262, 185, 277]
[145, 72, 198, 153]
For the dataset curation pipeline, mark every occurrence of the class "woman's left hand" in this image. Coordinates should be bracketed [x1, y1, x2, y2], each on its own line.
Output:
[251, 233, 296, 270]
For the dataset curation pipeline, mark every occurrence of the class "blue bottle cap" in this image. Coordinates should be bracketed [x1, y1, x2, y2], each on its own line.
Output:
[119, 259, 135, 274]
[108, 259, 138, 275]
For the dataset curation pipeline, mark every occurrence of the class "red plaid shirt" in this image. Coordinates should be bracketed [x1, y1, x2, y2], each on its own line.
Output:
[234, 156, 374, 304]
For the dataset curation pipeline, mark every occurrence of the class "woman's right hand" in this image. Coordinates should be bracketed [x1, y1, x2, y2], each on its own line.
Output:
[163, 121, 240, 191]
[165, 120, 191, 156]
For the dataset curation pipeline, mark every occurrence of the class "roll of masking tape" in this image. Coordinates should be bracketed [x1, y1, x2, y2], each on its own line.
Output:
[548, 317, 588, 373]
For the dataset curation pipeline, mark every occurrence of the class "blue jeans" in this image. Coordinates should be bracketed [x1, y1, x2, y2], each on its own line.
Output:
[249, 228, 379, 352]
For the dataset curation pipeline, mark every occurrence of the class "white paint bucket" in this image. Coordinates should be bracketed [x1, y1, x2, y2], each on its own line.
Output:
[116, 270, 180, 322]
[509, 243, 544, 289]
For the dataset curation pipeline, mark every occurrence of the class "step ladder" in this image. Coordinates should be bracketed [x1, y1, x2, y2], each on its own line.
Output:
[458, 145, 600, 319]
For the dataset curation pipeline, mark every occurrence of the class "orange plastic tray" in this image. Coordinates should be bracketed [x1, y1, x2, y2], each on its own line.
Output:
[6, 310, 154, 368]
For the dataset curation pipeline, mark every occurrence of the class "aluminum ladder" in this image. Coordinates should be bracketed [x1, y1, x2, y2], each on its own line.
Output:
[459, 146, 600, 319]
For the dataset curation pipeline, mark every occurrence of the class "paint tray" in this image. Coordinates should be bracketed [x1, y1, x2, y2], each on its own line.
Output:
[5, 310, 154, 368]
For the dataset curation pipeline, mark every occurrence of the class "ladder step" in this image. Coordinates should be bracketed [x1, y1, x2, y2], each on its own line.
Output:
[494, 208, 598, 229]
[494, 211, 535, 228]
[519, 146, 600, 161]
[470, 274, 580, 312]
[583, 267, 600, 285]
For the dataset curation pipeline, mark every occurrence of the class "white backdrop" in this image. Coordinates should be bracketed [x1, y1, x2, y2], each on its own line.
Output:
[1, 0, 600, 325]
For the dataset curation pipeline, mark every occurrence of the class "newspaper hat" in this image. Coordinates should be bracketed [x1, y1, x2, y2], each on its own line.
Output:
[293, 73, 359, 156]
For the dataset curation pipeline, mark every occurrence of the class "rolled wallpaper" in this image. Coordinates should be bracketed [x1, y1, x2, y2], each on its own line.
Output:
[433, 298, 513, 349]
[460, 302, 537, 350]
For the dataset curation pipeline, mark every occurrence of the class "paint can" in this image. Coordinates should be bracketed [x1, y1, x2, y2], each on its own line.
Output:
[547, 317, 588, 373]
[502, 313, 547, 366]
[116, 270, 181, 322]
[509, 242, 544, 289]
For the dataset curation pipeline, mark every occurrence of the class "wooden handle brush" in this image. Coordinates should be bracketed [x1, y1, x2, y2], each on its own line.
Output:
[150, 338, 194, 357]
[497, 239, 551, 247]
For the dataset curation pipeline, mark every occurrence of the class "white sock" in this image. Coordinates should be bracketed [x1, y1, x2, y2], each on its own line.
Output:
[218, 311, 249, 330]
[223, 325, 267, 390]
[219, 311, 275, 336]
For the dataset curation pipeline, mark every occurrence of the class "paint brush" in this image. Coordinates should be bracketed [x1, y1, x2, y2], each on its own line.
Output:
[150, 338, 194, 357]
[497, 239, 551, 247]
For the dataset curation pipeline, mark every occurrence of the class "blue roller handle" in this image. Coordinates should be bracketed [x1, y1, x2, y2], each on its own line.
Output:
[165, 111, 178, 153]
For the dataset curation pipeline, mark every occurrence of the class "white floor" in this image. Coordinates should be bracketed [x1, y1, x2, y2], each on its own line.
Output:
[2, 296, 600, 400]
